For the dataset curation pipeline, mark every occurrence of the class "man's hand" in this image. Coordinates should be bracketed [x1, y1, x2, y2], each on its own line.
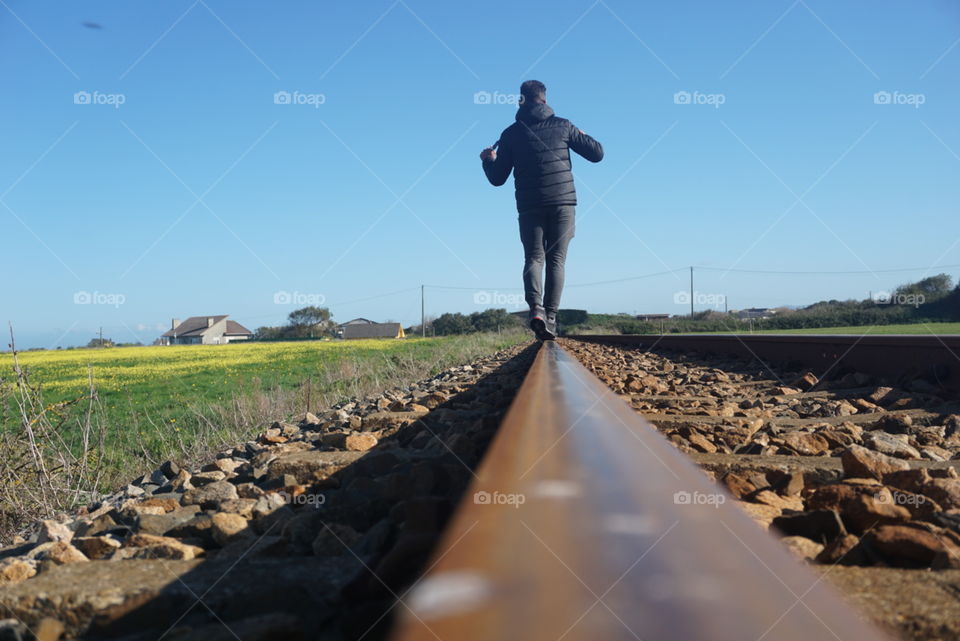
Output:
[480, 147, 496, 162]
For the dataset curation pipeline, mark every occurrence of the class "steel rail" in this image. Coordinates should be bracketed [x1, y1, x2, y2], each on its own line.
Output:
[570, 333, 960, 392]
[391, 340, 891, 641]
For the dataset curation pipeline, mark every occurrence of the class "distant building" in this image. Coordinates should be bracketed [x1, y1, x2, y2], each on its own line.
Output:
[339, 318, 376, 327]
[160, 316, 253, 345]
[636, 314, 670, 321]
[341, 322, 405, 340]
[737, 308, 776, 320]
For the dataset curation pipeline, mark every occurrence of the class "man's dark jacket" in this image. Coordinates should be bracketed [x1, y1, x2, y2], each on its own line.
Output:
[482, 102, 603, 212]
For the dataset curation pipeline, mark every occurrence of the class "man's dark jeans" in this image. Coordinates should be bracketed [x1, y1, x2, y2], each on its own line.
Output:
[518, 205, 575, 318]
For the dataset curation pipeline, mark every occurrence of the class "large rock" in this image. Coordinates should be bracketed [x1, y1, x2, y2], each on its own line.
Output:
[840, 445, 909, 480]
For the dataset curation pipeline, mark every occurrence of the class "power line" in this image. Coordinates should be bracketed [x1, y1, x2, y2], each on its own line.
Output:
[694, 264, 960, 275]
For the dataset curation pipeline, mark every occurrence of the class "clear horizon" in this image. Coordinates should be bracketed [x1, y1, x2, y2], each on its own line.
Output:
[2, 0, 958, 349]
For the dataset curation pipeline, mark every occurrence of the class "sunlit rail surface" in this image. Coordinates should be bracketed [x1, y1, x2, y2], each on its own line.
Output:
[391, 339, 892, 641]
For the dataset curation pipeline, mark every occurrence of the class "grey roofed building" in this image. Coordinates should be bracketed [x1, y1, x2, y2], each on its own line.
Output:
[341, 322, 405, 340]
[339, 318, 376, 326]
[160, 315, 253, 345]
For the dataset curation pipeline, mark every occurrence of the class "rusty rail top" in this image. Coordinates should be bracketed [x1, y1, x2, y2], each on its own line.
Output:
[391, 341, 891, 641]
[570, 333, 960, 392]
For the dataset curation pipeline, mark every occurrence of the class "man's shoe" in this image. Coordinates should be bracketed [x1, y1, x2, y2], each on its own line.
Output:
[544, 315, 558, 340]
[529, 308, 553, 341]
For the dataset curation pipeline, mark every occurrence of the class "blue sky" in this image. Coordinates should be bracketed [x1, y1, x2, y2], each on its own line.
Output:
[1, 0, 958, 348]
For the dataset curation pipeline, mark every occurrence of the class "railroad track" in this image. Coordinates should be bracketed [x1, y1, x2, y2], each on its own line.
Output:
[4, 333, 958, 639]
[389, 335, 959, 641]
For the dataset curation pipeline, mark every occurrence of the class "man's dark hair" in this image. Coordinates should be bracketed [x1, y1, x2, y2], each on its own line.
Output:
[520, 80, 546, 104]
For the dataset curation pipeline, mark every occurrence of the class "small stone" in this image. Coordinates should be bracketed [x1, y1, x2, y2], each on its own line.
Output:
[0, 559, 37, 584]
[864, 431, 920, 459]
[182, 480, 239, 509]
[72, 536, 122, 560]
[159, 459, 181, 479]
[191, 470, 227, 486]
[780, 431, 830, 456]
[735, 501, 782, 527]
[362, 411, 427, 431]
[868, 524, 960, 568]
[750, 490, 803, 512]
[720, 472, 756, 499]
[33, 618, 64, 641]
[780, 536, 824, 561]
[211, 512, 251, 546]
[139, 497, 180, 513]
[922, 478, 960, 510]
[29, 541, 88, 566]
[772, 510, 846, 541]
[219, 498, 258, 518]
[213, 457, 245, 475]
[36, 519, 73, 544]
[816, 534, 866, 565]
[345, 433, 378, 452]
[170, 469, 193, 492]
[794, 372, 819, 391]
[686, 432, 717, 453]
[118, 533, 204, 560]
[882, 468, 931, 493]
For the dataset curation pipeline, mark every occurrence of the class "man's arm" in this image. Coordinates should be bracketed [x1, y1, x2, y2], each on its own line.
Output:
[481, 138, 513, 186]
[568, 124, 604, 162]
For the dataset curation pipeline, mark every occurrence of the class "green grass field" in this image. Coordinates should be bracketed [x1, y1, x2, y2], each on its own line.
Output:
[0, 333, 527, 494]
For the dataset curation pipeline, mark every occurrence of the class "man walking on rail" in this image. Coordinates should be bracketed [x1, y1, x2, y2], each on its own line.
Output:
[480, 80, 604, 341]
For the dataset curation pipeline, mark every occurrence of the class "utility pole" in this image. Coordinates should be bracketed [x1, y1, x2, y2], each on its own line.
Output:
[421, 285, 425, 338]
[689, 266, 694, 318]
[99, 326, 103, 347]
